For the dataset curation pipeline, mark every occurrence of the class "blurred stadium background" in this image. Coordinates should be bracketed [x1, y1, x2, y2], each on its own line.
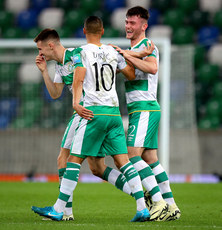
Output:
[0, 0, 221, 182]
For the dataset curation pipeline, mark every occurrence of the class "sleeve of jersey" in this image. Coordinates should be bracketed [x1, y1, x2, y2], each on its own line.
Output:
[117, 53, 127, 70]
[72, 48, 84, 68]
[148, 47, 157, 58]
[53, 63, 63, 83]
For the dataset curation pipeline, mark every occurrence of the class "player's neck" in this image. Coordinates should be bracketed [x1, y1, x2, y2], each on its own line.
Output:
[86, 34, 102, 46]
[130, 33, 146, 47]
[55, 46, 66, 64]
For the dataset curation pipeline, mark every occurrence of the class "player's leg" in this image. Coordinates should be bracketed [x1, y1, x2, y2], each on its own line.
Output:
[113, 154, 150, 222]
[126, 112, 168, 220]
[58, 114, 81, 220]
[32, 155, 84, 221]
[53, 155, 84, 214]
[143, 151, 181, 220]
[87, 157, 131, 195]
[56, 147, 74, 220]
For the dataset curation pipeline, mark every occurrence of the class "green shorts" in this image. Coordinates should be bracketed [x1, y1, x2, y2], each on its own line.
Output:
[70, 115, 127, 158]
[126, 111, 161, 149]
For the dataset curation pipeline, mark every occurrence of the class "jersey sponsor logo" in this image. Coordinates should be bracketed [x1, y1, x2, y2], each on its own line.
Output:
[152, 49, 157, 56]
[72, 54, 81, 65]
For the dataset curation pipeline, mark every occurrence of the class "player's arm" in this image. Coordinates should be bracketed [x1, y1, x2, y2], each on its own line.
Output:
[35, 55, 64, 99]
[110, 41, 154, 58]
[125, 55, 157, 74]
[123, 41, 155, 58]
[120, 61, 136, 81]
[72, 67, 93, 120]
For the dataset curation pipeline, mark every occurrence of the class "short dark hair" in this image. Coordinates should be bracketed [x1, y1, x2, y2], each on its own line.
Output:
[84, 16, 103, 34]
[34, 28, 60, 43]
[126, 6, 149, 20]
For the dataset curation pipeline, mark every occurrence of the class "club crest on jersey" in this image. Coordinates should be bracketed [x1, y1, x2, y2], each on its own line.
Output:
[72, 54, 81, 65]
[67, 62, 75, 72]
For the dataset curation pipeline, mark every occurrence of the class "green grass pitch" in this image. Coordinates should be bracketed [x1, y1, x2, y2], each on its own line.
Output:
[0, 182, 222, 230]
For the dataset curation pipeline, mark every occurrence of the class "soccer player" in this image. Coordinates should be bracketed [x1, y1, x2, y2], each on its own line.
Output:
[34, 29, 132, 220]
[113, 6, 181, 221]
[32, 16, 150, 222]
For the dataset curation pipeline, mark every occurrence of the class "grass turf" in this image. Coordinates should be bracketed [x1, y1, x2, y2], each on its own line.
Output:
[0, 182, 222, 230]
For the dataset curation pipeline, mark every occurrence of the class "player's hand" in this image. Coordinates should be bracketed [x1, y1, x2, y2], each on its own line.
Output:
[73, 103, 94, 120]
[109, 44, 131, 59]
[140, 40, 155, 57]
[35, 54, 47, 72]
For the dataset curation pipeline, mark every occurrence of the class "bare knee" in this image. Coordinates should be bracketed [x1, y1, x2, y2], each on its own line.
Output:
[142, 149, 158, 164]
[57, 148, 70, 169]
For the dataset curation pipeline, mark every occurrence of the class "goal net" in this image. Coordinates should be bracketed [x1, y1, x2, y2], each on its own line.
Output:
[0, 38, 200, 180]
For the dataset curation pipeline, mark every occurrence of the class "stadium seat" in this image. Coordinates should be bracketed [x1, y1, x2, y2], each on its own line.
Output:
[0, 82, 17, 98]
[30, 0, 50, 12]
[0, 98, 18, 121]
[17, 9, 38, 30]
[5, 0, 29, 14]
[148, 25, 172, 39]
[104, 0, 125, 12]
[148, 9, 160, 27]
[75, 27, 85, 38]
[172, 27, 195, 44]
[205, 99, 222, 126]
[193, 45, 206, 69]
[208, 44, 222, 67]
[64, 9, 86, 31]
[212, 82, 222, 99]
[0, 115, 11, 129]
[25, 27, 42, 38]
[163, 9, 185, 30]
[18, 63, 41, 83]
[20, 83, 41, 101]
[54, 0, 75, 10]
[56, 27, 73, 38]
[151, 0, 172, 12]
[196, 63, 219, 85]
[0, 11, 14, 30]
[2, 27, 23, 38]
[213, 10, 222, 30]
[198, 26, 219, 48]
[198, 116, 220, 129]
[175, 0, 198, 13]
[103, 27, 121, 38]
[126, 0, 151, 9]
[111, 7, 127, 32]
[92, 10, 112, 27]
[199, 0, 222, 13]
[38, 8, 64, 29]
[21, 99, 43, 118]
[189, 10, 210, 29]
[12, 116, 36, 128]
[79, 0, 101, 14]
[0, 63, 19, 82]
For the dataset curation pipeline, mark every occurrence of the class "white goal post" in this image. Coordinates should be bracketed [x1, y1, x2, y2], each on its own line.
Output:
[0, 37, 171, 173]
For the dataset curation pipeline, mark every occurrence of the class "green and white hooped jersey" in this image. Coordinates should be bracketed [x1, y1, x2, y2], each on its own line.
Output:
[73, 43, 127, 111]
[54, 48, 81, 93]
[125, 38, 160, 114]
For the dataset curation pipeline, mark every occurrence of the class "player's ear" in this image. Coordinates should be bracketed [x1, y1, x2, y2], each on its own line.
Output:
[142, 22, 148, 32]
[83, 28, 86, 34]
[101, 28, 104, 35]
[48, 41, 54, 50]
